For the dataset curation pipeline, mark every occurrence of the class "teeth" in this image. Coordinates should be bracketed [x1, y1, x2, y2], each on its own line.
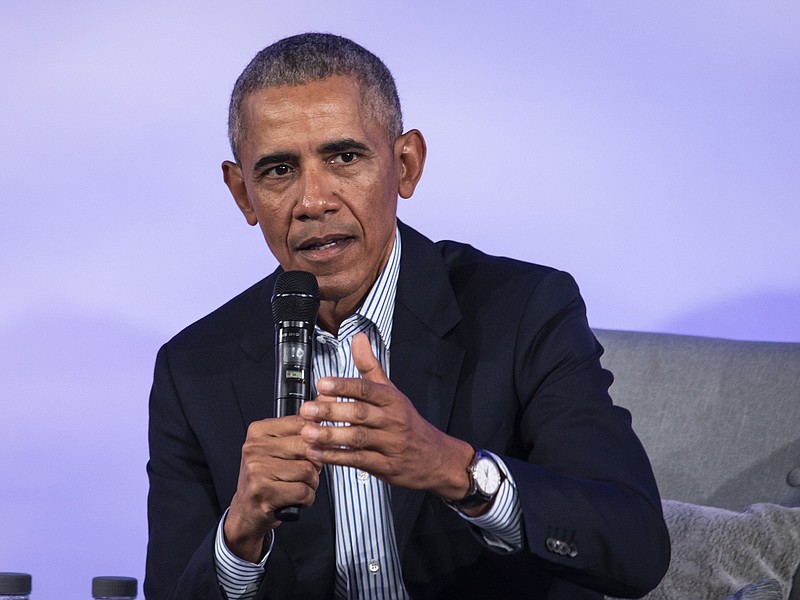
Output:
[311, 240, 338, 250]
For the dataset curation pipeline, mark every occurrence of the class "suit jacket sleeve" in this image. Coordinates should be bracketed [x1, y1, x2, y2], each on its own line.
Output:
[394, 228, 669, 599]
[503, 269, 670, 597]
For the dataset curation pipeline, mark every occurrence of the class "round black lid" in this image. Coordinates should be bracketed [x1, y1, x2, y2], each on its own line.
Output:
[0, 573, 32, 595]
[92, 576, 137, 598]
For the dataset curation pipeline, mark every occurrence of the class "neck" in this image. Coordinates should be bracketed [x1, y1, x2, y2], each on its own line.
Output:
[316, 298, 360, 335]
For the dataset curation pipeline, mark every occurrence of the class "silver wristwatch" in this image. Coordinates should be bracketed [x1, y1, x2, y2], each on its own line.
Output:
[445, 449, 503, 510]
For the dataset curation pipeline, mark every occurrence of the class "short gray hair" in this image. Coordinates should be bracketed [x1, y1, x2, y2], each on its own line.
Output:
[228, 33, 403, 163]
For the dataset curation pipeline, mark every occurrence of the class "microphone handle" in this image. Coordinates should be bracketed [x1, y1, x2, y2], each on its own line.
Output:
[274, 323, 313, 522]
[275, 505, 302, 522]
[275, 390, 303, 520]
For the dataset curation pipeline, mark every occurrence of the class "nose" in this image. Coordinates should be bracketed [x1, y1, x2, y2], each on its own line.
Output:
[293, 166, 340, 221]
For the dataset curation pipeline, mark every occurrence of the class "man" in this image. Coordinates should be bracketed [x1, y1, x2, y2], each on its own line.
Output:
[146, 33, 670, 599]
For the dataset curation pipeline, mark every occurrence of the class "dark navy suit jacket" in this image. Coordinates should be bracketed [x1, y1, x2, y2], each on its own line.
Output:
[145, 222, 670, 599]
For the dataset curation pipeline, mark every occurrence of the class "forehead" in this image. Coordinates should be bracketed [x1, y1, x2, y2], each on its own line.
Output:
[239, 76, 382, 153]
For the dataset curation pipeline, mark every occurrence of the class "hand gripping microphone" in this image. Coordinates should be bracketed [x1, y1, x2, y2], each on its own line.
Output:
[271, 270, 320, 522]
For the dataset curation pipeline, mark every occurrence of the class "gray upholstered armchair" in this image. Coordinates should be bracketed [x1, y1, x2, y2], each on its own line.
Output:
[594, 329, 800, 600]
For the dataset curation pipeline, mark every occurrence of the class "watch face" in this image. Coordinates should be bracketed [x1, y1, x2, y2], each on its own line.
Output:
[474, 456, 502, 496]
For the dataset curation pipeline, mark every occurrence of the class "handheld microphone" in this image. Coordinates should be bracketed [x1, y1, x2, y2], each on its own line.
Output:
[271, 270, 320, 522]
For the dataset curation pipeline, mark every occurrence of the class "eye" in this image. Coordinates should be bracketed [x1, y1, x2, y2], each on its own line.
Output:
[330, 152, 359, 165]
[265, 164, 293, 177]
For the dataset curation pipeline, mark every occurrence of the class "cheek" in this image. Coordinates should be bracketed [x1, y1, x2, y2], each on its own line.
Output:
[358, 177, 397, 219]
[257, 226, 281, 256]
[245, 176, 295, 213]
[248, 188, 294, 230]
[254, 210, 293, 258]
[371, 187, 399, 224]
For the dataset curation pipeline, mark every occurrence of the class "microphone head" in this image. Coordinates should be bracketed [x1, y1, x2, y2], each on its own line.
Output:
[271, 271, 320, 324]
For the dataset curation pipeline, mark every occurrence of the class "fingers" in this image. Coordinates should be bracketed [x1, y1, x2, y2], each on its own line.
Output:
[299, 399, 391, 458]
[301, 394, 379, 424]
[315, 377, 391, 408]
[241, 415, 319, 498]
[243, 415, 308, 460]
[241, 455, 320, 502]
[305, 446, 395, 476]
[248, 414, 305, 438]
[302, 420, 399, 452]
[313, 333, 391, 405]
[351, 332, 390, 384]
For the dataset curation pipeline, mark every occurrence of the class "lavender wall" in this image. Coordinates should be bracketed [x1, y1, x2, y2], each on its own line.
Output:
[1, 2, 798, 597]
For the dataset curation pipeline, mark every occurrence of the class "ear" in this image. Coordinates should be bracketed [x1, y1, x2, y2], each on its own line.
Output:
[222, 160, 258, 226]
[395, 129, 427, 199]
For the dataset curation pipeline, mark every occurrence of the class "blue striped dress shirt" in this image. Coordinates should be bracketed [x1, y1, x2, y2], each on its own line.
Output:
[215, 226, 523, 599]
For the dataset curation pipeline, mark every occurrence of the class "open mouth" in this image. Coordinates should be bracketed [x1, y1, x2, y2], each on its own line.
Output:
[305, 239, 342, 251]
[297, 235, 354, 255]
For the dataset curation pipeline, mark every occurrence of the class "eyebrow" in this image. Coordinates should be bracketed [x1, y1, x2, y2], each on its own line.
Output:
[318, 138, 371, 155]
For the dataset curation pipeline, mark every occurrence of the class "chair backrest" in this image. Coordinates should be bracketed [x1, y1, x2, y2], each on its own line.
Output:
[593, 329, 800, 510]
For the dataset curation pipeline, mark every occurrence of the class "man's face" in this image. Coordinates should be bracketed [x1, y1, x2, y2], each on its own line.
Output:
[223, 75, 424, 329]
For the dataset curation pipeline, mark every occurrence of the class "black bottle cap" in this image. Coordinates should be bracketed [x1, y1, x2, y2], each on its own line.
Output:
[91, 576, 137, 598]
[0, 572, 32, 595]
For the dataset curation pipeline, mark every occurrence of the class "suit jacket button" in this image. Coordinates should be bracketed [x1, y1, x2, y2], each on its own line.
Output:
[546, 538, 558, 552]
[568, 543, 578, 558]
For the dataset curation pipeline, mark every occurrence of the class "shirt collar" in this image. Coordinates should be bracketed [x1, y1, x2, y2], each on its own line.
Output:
[355, 224, 401, 348]
[320, 225, 401, 348]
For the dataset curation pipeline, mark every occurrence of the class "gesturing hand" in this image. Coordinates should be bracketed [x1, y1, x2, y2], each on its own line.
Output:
[299, 332, 473, 500]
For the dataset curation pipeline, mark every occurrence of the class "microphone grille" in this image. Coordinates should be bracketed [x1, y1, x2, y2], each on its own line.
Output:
[271, 271, 320, 324]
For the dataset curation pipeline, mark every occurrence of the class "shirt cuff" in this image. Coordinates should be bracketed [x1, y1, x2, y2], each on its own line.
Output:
[214, 507, 273, 600]
[451, 451, 523, 552]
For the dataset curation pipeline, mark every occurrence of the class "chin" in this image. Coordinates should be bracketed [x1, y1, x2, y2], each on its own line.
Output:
[316, 273, 361, 302]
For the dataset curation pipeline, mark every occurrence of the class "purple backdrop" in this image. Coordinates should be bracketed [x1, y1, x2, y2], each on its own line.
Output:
[1, 2, 798, 598]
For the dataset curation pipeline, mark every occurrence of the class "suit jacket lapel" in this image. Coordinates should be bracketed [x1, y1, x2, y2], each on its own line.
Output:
[389, 223, 465, 556]
[235, 277, 275, 424]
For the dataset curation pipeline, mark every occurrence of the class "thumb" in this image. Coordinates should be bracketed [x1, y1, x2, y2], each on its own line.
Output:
[351, 332, 390, 384]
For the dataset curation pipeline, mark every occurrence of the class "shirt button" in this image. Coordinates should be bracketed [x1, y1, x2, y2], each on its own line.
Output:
[368, 560, 380, 574]
[357, 469, 369, 483]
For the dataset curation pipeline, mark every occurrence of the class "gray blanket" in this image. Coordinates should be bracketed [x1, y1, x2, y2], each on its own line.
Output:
[607, 500, 800, 600]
